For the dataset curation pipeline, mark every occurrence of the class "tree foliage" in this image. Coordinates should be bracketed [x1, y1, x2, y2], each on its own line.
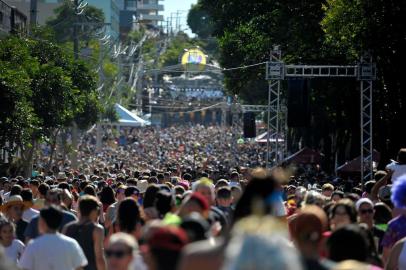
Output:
[0, 34, 101, 166]
[46, 0, 105, 43]
[187, 3, 213, 38]
[198, 0, 406, 167]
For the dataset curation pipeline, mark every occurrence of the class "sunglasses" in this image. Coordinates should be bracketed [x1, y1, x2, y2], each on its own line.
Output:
[360, 209, 374, 214]
[105, 249, 131, 259]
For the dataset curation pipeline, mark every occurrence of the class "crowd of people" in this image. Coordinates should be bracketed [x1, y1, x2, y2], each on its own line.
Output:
[0, 125, 406, 270]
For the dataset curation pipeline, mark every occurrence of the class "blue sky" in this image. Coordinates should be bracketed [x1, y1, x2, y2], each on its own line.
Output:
[162, 0, 197, 35]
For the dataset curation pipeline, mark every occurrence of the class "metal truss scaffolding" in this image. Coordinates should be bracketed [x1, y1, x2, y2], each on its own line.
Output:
[266, 46, 376, 186]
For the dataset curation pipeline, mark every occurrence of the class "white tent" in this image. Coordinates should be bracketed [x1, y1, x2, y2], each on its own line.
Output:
[113, 104, 150, 127]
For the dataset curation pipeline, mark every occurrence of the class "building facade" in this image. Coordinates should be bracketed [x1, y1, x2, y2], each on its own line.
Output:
[118, 0, 164, 39]
[86, 0, 120, 40]
[0, 0, 27, 36]
[5, 0, 63, 25]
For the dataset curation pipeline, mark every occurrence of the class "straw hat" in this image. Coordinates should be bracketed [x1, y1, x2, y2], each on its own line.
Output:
[0, 195, 33, 212]
[137, 180, 149, 194]
[56, 172, 67, 181]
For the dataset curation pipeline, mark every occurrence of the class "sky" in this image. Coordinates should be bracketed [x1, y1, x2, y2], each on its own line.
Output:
[162, 0, 198, 36]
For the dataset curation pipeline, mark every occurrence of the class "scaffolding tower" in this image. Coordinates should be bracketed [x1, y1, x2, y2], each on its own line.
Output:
[266, 46, 376, 187]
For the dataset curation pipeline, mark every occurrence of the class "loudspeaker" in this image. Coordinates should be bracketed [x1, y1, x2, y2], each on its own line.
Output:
[287, 79, 311, 127]
[243, 112, 256, 138]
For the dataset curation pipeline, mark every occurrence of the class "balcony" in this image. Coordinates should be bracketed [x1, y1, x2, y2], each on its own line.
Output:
[138, 14, 164, 22]
[137, 4, 164, 11]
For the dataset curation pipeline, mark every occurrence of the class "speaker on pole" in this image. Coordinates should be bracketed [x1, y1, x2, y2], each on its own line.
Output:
[243, 112, 256, 138]
[287, 79, 311, 127]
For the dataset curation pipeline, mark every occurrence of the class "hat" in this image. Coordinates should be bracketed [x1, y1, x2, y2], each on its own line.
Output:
[355, 198, 374, 211]
[0, 195, 32, 212]
[137, 180, 148, 194]
[56, 172, 67, 180]
[178, 180, 190, 190]
[147, 226, 188, 251]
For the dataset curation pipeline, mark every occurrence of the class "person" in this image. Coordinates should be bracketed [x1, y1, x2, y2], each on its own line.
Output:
[331, 191, 344, 202]
[18, 205, 88, 270]
[0, 195, 30, 242]
[63, 195, 106, 270]
[289, 206, 334, 270]
[321, 184, 334, 199]
[116, 198, 142, 239]
[105, 233, 138, 270]
[326, 224, 369, 263]
[329, 199, 357, 231]
[385, 236, 406, 270]
[382, 176, 406, 263]
[355, 198, 385, 253]
[0, 219, 25, 263]
[20, 189, 39, 223]
[24, 189, 77, 242]
[144, 226, 188, 270]
[373, 202, 392, 231]
[386, 148, 406, 183]
[215, 187, 233, 222]
[105, 185, 127, 230]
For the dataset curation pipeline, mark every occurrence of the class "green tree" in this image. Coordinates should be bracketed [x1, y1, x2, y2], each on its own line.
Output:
[46, 0, 105, 43]
[187, 3, 213, 38]
[322, 0, 406, 163]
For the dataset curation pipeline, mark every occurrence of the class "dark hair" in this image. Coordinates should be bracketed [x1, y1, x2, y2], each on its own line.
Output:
[143, 184, 160, 208]
[20, 188, 33, 202]
[117, 198, 141, 233]
[126, 178, 137, 186]
[30, 180, 40, 187]
[79, 181, 90, 192]
[398, 148, 406, 164]
[364, 181, 376, 194]
[57, 182, 70, 191]
[183, 173, 192, 181]
[125, 186, 140, 197]
[216, 187, 232, 199]
[233, 168, 278, 223]
[99, 186, 116, 206]
[373, 202, 392, 225]
[155, 191, 174, 218]
[83, 185, 97, 196]
[174, 186, 185, 195]
[38, 183, 50, 197]
[332, 190, 344, 199]
[148, 177, 159, 184]
[10, 185, 22, 196]
[40, 205, 63, 230]
[78, 195, 100, 217]
[327, 224, 369, 263]
[330, 199, 357, 223]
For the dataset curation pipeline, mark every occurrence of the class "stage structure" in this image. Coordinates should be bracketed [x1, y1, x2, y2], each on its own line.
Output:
[265, 46, 376, 187]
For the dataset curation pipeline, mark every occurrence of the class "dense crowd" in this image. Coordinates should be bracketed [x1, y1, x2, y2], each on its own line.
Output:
[0, 125, 406, 270]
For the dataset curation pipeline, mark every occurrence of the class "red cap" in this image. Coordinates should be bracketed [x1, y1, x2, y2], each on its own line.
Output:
[147, 226, 188, 251]
[189, 192, 209, 211]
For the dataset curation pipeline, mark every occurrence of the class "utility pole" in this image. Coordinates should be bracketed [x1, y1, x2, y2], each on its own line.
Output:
[30, 0, 38, 27]
[70, 0, 81, 169]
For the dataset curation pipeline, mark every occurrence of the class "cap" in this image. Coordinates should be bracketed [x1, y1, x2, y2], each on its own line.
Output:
[355, 198, 374, 211]
[147, 226, 188, 251]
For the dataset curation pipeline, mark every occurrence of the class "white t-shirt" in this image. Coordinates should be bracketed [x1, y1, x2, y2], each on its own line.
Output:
[18, 233, 88, 270]
[4, 239, 25, 263]
[23, 208, 39, 223]
[386, 162, 406, 183]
